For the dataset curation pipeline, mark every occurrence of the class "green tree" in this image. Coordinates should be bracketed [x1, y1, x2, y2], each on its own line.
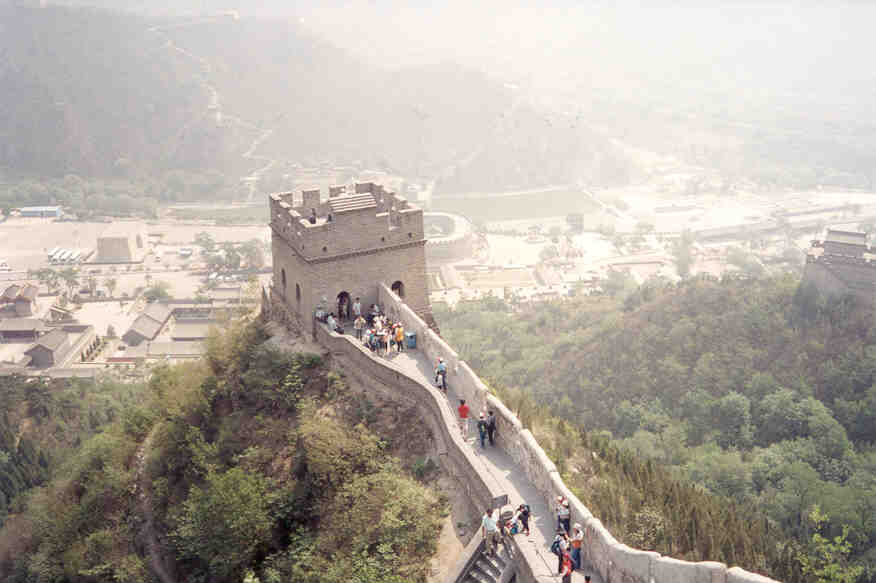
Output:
[142, 281, 171, 302]
[31, 268, 61, 294]
[222, 242, 242, 270]
[172, 468, 273, 580]
[797, 506, 866, 583]
[58, 267, 79, 298]
[240, 239, 265, 269]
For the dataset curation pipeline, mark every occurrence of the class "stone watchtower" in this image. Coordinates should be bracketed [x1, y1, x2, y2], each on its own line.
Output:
[803, 229, 876, 301]
[269, 182, 431, 328]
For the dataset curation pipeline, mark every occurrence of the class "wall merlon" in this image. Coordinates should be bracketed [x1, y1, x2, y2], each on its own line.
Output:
[654, 557, 699, 583]
[726, 567, 780, 583]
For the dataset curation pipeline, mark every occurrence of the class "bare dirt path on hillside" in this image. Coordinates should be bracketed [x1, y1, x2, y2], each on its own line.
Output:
[135, 424, 177, 583]
[147, 18, 278, 205]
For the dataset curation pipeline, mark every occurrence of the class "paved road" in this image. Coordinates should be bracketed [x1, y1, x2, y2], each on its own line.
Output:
[362, 343, 603, 582]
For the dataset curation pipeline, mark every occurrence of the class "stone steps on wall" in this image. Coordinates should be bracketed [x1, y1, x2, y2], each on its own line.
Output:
[461, 549, 508, 583]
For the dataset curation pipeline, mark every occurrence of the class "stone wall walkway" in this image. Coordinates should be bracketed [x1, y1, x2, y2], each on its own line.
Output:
[369, 344, 603, 583]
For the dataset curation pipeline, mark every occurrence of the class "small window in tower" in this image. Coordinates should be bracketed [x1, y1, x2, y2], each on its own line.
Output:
[323, 246, 327, 252]
[408, 232, 412, 238]
[381, 237, 385, 242]
[281, 268, 287, 291]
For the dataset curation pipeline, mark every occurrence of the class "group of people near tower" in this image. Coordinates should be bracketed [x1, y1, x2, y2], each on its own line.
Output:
[321, 297, 408, 357]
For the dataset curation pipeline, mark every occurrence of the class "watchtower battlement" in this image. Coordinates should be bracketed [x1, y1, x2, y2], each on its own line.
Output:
[270, 182, 425, 261]
[269, 182, 432, 330]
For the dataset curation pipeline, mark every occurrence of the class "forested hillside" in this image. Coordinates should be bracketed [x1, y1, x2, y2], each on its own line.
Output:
[0, 4, 234, 177]
[0, 375, 151, 525]
[0, 321, 446, 582]
[435, 277, 876, 582]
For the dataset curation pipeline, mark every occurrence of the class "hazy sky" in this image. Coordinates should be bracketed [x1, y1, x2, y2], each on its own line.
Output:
[54, 0, 876, 115]
[297, 1, 875, 101]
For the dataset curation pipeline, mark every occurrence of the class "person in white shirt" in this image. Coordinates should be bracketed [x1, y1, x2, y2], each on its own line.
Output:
[352, 297, 362, 318]
[481, 509, 500, 556]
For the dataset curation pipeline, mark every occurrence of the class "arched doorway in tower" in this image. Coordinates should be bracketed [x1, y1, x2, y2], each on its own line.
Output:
[391, 280, 405, 298]
[295, 283, 301, 311]
[337, 291, 351, 322]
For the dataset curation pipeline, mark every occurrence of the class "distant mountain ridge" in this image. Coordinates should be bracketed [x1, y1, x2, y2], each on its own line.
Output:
[0, 4, 228, 176]
[0, 3, 626, 194]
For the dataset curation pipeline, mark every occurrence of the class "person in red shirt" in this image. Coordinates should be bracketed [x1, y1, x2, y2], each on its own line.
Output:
[560, 551, 573, 583]
[458, 399, 470, 439]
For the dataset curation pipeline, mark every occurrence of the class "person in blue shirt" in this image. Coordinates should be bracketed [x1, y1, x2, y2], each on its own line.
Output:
[434, 357, 447, 392]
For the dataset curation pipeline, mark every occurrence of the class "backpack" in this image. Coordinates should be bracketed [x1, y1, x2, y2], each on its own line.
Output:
[550, 538, 562, 556]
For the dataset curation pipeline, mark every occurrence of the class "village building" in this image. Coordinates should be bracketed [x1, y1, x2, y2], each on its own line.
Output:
[122, 303, 173, 346]
[24, 329, 71, 368]
[94, 221, 148, 263]
[1, 283, 39, 317]
[0, 318, 48, 343]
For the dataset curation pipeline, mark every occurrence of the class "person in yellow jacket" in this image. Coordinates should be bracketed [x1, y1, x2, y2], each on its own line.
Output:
[394, 323, 405, 353]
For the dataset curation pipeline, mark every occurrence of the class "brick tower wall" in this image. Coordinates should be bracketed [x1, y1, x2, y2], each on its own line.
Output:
[270, 183, 431, 325]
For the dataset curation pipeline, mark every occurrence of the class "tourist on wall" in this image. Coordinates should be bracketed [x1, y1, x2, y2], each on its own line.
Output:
[477, 412, 488, 448]
[511, 503, 530, 536]
[550, 529, 570, 574]
[482, 509, 500, 557]
[394, 323, 405, 352]
[487, 411, 497, 445]
[434, 357, 447, 392]
[560, 551, 573, 583]
[571, 523, 584, 570]
[353, 314, 366, 340]
[556, 496, 571, 533]
[382, 327, 392, 356]
[458, 399, 470, 439]
[352, 296, 362, 319]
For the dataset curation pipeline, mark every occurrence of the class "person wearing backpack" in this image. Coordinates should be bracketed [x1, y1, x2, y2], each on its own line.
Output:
[516, 503, 531, 536]
[551, 529, 569, 574]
